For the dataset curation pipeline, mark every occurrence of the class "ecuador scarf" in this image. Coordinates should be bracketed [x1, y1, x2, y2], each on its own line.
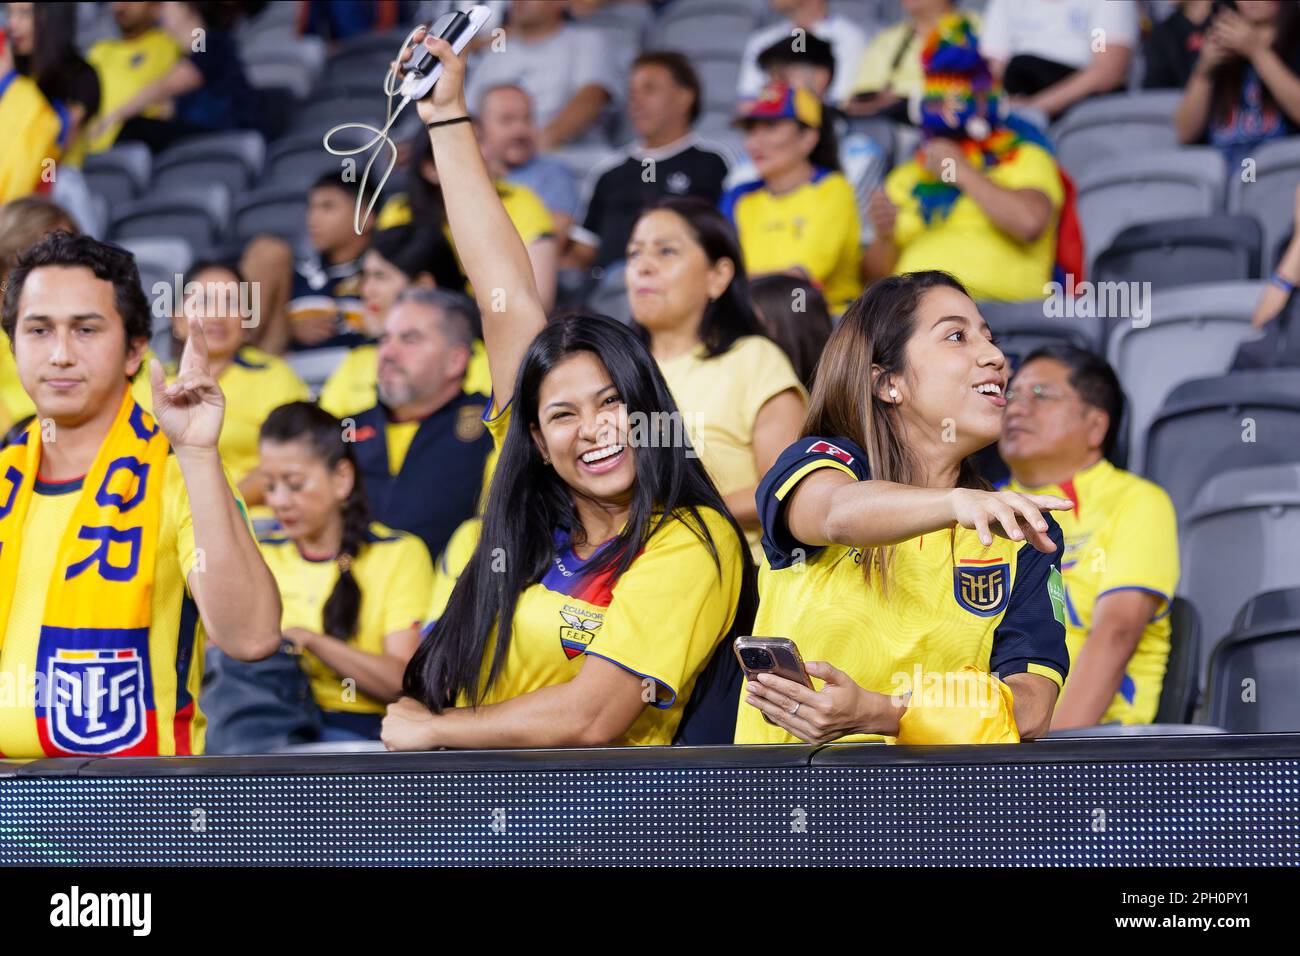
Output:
[0, 389, 169, 752]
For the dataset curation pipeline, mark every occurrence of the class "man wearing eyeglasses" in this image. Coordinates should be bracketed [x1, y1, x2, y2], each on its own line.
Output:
[998, 345, 1179, 729]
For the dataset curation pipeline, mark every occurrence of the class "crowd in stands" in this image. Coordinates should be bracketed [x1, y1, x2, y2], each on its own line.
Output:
[1, 0, 1299, 757]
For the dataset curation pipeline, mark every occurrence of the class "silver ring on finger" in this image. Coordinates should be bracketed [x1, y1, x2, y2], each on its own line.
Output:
[789, 702, 801, 716]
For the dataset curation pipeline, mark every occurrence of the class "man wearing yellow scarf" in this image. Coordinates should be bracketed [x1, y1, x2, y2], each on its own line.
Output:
[0, 233, 281, 758]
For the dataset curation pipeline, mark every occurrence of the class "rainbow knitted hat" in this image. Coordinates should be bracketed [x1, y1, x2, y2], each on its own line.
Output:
[918, 13, 997, 138]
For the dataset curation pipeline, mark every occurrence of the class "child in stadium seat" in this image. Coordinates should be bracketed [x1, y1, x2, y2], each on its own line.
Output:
[242, 173, 372, 356]
[863, 15, 1063, 303]
[738, 271, 1073, 746]
[253, 402, 434, 743]
[381, 30, 756, 750]
[721, 83, 864, 315]
[1174, 0, 1300, 171]
[155, 261, 309, 512]
[622, 198, 806, 558]
[998, 346, 1179, 729]
[979, 0, 1137, 119]
[0, 232, 281, 758]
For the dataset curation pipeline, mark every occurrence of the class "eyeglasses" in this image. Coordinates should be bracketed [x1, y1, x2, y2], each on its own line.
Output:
[1003, 384, 1070, 407]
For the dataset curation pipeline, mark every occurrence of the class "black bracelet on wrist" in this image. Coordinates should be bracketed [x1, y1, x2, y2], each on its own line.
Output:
[426, 115, 471, 130]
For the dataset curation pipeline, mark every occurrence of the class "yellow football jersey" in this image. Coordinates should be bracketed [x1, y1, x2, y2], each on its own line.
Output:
[257, 522, 434, 715]
[721, 169, 863, 314]
[0, 445, 247, 757]
[424, 404, 747, 746]
[84, 28, 182, 154]
[1006, 458, 1179, 724]
[736, 434, 1069, 745]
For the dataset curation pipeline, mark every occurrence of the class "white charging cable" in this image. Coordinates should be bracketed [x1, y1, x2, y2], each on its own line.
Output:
[321, 25, 424, 236]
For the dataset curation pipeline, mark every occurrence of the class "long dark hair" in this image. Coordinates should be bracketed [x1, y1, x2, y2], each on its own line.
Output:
[750, 274, 833, 389]
[636, 197, 767, 357]
[808, 114, 840, 172]
[260, 402, 374, 642]
[805, 271, 990, 590]
[1211, 1, 1300, 126]
[404, 315, 758, 711]
[15, 3, 99, 118]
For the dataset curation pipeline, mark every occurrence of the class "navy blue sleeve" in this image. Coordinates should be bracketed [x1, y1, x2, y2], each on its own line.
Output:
[990, 515, 1070, 687]
[756, 435, 871, 570]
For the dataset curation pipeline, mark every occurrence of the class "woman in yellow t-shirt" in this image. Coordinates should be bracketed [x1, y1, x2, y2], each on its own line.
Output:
[625, 195, 806, 554]
[258, 402, 434, 741]
[380, 31, 756, 751]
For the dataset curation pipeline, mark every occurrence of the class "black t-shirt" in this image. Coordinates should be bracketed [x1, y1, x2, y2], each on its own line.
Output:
[176, 27, 258, 130]
[15, 53, 101, 121]
[576, 138, 730, 267]
[1143, 10, 1207, 90]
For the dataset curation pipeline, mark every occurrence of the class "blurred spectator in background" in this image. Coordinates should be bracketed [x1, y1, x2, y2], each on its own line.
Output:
[999, 346, 1178, 729]
[348, 288, 493, 563]
[6, 1, 100, 160]
[627, 197, 806, 554]
[465, 0, 619, 151]
[256, 402, 434, 742]
[478, 83, 579, 237]
[243, 173, 371, 355]
[736, 0, 867, 109]
[865, 16, 1063, 302]
[1144, 0, 1213, 89]
[721, 84, 862, 315]
[566, 51, 729, 275]
[83, 2, 182, 155]
[980, 0, 1138, 119]
[301, 0, 397, 44]
[846, 0, 963, 120]
[749, 33, 887, 240]
[0, 198, 80, 432]
[96, 0, 258, 152]
[1175, 0, 1300, 170]
[0, 30, 67, 203]
[378, 133, 558, 312]
[750, 274, 833, 390]
[157, 261, 309, 512]
[1236, 182, 1300, 369]
[319, 223, 491, 421]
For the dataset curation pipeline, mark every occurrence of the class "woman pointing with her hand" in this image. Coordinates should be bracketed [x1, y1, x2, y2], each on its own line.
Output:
[738, 271, 1073, 746]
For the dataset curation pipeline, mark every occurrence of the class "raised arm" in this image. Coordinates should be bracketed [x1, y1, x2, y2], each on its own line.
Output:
[404, 32, 548, 404]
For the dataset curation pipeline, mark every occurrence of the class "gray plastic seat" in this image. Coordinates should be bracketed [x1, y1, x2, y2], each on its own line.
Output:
[1178, 465, 1300, 686]
[1075, 148, 1226, 269]
[1049, 90, 1182, 178]
[650, 1, 759, 56]
[83, 142, 152, 207]
[1203, 587, 1300, 732]
[1157, 596, 1202, 724]
[246, 58, 313, 100]
[109, 183, 232, 259]
[1092, 215, 1263, 292]
[1226, 136, 1300, 275]
[117, 235, 195, 280]
[152, 154, 253, 201]
[285, 346, 350, 397]
[230, 186, 308, 247]
[266, 127, 372, 188]
[693, 52, 745, 116]
[286, 98, 388, 139]
[1107, 281, 1263, 472]
[155, 130, 266, 178]
[979, 297, 1106, 360]
[1145, 372, 1300, 519]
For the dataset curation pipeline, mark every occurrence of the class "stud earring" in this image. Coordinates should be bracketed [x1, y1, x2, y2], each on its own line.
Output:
[888, 387, 900, 402]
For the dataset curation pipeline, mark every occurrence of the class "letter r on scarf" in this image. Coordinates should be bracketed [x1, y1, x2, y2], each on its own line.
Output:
[66, 526, 143, 582]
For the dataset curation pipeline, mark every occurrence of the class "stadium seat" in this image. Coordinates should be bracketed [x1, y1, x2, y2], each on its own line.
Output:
[1075, 148, 1226, 269]
[693, 52, 745, 117]
[152, 143, 261, 200]
[82, 142, 152, 208]
[1048, 90, 1182, 178]
[1145, 371, 1300, 518]
[1178, 463, 1300, 684]
[1156, 596, 1202, 725]
[266, 127, 373, 188]
[109, 184, 232, 259]
[229, 185, 309, 247]
[118, 235, 195, 282]
[650, 0, 759, 55]
[285, 347, 350, 397]
[977, 297, 1105, 361]
[246, 59, 314, 100]
[1202, 587, 1300, 733]
[1107, 281, 1264, 472]
[156, 129, 266, 178]
[1226, 135, 1300, 274]
[1092, 215, 1263, 292]
[285, 97, 390, 139]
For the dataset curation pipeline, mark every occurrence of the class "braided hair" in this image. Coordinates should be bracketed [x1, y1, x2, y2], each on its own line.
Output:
[260, 401, 373, 641]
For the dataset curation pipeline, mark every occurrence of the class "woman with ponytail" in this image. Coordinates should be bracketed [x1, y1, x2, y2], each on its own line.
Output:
[380, 31, 756, 751]
[256, 402, 434, 741]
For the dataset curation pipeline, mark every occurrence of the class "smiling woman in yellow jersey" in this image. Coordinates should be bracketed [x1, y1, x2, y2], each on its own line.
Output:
[739, 271, 1073, 746]
[256, 402, 433, 740]
[379, 31, 755, 751]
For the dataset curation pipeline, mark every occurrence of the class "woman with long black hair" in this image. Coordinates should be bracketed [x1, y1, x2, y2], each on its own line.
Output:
[379, 31, 756, 750]
[256, 402, 434, 742]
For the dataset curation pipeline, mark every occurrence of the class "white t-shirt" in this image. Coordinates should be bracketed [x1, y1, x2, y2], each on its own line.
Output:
[465, 24, 621, 128]
[735, 15, 870, 108]
[979, 0, 1139, 70]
